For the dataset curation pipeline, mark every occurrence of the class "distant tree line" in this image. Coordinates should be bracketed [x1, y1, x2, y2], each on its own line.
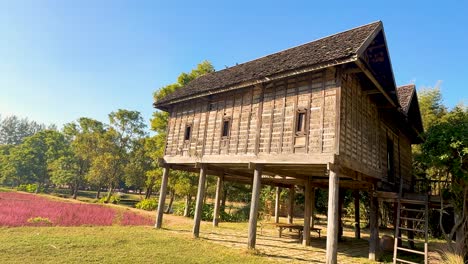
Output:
[0, 61, 252, 214]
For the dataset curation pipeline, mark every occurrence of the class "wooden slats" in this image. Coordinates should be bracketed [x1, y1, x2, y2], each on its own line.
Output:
[396, 247, 425, 255]
[398, 227, 425, 233]
[394, 258, 419, 264]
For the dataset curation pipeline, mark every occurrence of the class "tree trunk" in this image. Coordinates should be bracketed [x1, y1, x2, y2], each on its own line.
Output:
[72, 181, 79, 200]
[165, 189, 175, 213]
[221, 188, 228, 209]
[96, 185, 101, 199]
[105, 183, 113, 203]
[184, 194, 191, 217]
[35, 182, 40, 194]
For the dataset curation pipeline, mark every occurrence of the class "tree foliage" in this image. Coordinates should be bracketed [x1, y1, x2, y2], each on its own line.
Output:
[0, 115, 46, 145]
[416, 85, 467, 256]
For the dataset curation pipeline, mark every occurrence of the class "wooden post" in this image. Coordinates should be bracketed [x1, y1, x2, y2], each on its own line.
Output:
[354, 190, 361, 239]
[288, 187, 295, 224]
[311, 187, 316, 228]
[369, 190, 380, 261]
[338, 188, 344, 241]
[303, 178, 312, 246]
[274, 187, 281, 223]
[193, 164, 207, 238]
[325, 168, 339, 264]
[247, 164, 263, 249]
[155, 166, 170, 229]
[213, 175, 224, 227]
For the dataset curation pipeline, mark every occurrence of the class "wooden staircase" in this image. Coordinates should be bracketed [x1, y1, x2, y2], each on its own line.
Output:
[393, 183, 429, 264]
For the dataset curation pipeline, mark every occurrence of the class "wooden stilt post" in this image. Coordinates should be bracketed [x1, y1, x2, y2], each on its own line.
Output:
[311, 187, 316, 228]
[193, 164, 207, 238]
[155, 166, 170, 229]
[354, 190, 361, 239]
[248, 164, 263, 249]
[326, 167, 339, 264]
[274, 187, 281, 223]
[288, 187, 295, 224]
[213, 175, 224, 227]
[369, 189, 380, 261]
[303, 178, 312, 246]
[338, 188, 344, 242]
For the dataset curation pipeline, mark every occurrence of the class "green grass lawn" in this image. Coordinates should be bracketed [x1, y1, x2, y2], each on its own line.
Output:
[0, 226, 271, 264]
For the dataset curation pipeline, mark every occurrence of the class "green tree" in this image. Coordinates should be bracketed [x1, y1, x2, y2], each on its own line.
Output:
[151, 61, 215, 211]
[421, 104, 467, 250]
[418, 83, 447, 129]
[49, 118, 105, 199]
[124, 137, 156, 194]
[2, 130, 68, 192]
[0, 115, 46, 145]
[89, 109, 147, 202]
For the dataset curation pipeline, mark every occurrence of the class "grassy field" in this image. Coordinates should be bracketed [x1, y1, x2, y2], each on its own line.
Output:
[0, 188, 445, 263]
[0, 226, 270, 264]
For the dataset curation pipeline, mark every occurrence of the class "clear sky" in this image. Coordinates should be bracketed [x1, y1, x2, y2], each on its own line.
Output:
[0, 0, 466, 128]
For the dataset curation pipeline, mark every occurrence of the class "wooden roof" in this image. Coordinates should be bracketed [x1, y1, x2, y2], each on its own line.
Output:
[396, 84, 415, 114]
[397, 84, 424, 134]
[154, 21, 383, 108]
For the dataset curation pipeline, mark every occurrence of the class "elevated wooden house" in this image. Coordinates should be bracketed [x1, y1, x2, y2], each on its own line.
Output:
[153, 21, 424, 264]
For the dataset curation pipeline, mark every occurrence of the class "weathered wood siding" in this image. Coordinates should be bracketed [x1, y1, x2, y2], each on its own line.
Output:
[339, 73, 381, 173]
[165, 69, 338, 158]
[339, 73, 413, 182]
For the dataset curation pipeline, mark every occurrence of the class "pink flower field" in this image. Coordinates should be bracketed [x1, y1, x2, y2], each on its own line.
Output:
[0, 192, 153, 227]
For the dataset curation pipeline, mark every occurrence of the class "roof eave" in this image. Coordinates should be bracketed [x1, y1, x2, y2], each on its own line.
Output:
[154, 56, 357, 110]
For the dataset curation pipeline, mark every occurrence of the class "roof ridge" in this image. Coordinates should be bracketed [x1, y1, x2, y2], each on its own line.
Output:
[155, 21, 385, 107]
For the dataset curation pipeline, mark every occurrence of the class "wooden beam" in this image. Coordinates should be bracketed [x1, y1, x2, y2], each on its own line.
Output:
[355, 59, 396, 108]
[247, 164, 263, 249]
[213, 175, 224, 227]
[193, 165, 207, 238]
[303, 178, 312, 246]
[363, 89, 381, 95]
[354, 190, 361, 239]
[155, 166, 170, 229]
[325, 168, 339, 264]
[288, 187, 295, 224]
[274, 187, 280, 223]
[368, 189, 380, 260]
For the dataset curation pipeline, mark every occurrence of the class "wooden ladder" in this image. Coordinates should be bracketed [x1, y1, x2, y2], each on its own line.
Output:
[393, 181, 429, 264]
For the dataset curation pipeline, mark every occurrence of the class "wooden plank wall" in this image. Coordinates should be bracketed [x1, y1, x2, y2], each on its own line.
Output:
[339, 73, 381, 173]
[165, 69, 338, 158]
[340, 73, 414, 183]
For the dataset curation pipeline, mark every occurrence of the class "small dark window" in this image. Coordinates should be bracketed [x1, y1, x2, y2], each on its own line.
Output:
[387, 138, 395, 182]
[295, 108, 307, 136]
[184, 125, 192, 141]
[221, 118, 231, 138]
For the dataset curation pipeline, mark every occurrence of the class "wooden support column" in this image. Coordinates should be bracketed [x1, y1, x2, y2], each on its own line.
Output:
[368, 189, 380, 261]
[274, 187, 281, 223]
[354, 190, 361, 239]
[325, 168, 339, 264]
[193, 164, 207, 238]
[155, 166, 169, 229]
[247, 164, 263, 249]
[288, 187, 295, 224]
[213, 175, 224, 227]
[303, 178, 312, 246]
[311, 187, 316, 228]
[338, 188, 344, 242]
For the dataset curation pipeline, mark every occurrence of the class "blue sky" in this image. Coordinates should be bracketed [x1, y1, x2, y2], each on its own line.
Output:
[0, 0, 466, 128]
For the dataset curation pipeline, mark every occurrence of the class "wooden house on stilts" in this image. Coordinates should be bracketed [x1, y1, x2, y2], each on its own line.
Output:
[153, 21, 426, 264]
